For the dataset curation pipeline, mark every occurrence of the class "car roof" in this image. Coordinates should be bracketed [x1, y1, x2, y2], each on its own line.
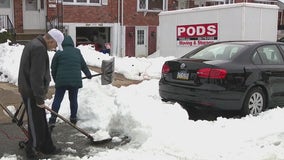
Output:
[212, 40, 282, 46]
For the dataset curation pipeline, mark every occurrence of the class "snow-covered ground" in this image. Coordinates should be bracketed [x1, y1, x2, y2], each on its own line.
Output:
[1, 40, 284, 160]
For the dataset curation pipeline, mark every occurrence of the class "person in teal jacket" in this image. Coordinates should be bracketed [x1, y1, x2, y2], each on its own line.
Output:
[49, 35, 91, 127]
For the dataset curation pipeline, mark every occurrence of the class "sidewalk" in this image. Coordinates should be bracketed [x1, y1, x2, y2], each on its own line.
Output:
[0, 122, 97, 159]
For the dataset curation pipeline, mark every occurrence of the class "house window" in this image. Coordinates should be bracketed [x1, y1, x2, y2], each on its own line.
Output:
[63, 0, 102, 5]
[90, 0, 99, 3]
[225, 0, 234, 4]
[138, 0, 167, 12]
[139, 0, 146, 9]
[77, 0, 87, 2]
[26, 0, 38, 11]
[137, 30, 145, 45]
[0, 0, 10, 8]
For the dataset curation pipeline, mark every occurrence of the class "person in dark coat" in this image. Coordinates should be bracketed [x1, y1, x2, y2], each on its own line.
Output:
[49, 35, 91, 127]
[18, 28, 64, 158]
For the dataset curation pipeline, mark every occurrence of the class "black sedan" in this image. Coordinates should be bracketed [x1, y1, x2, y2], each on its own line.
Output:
[159, 41, 284, 116]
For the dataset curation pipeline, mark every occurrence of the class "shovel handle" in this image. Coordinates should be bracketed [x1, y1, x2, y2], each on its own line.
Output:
[82, 73, 102, 79]
[0, 102, 29, 138]
[44, 106, 94, 141]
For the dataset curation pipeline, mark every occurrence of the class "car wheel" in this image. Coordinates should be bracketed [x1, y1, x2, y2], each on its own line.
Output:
[241, 87, 266, 116]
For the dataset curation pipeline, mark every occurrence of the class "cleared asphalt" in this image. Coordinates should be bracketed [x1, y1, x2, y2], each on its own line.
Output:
[0, 120, 130, 159]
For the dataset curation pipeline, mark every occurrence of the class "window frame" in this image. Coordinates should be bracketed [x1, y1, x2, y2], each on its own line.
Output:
[137, 0, 168, 12]
[0, 0, 10, 8]
[255, 45, 284, 65]
[62, 0, 101, 6]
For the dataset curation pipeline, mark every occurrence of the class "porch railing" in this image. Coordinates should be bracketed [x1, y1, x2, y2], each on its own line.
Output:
[0, 15, 16, 42]
[46, 15, 64, 32]
[46, 1, 64, 33]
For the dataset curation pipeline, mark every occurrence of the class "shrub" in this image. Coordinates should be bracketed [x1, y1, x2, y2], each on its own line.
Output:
[0, 31, 14, 44]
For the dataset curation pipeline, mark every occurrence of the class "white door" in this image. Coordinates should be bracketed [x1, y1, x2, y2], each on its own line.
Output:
[135, 26, 148, 57]
[0, 0, 14, 29]
[23, 0, 46, 30]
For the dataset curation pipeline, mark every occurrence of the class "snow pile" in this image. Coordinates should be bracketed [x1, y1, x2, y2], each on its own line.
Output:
[1, 43, 284, 160]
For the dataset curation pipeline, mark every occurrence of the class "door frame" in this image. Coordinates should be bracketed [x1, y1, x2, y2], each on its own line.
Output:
[23, 0, 46, 30]
[135, 26, 148, 57]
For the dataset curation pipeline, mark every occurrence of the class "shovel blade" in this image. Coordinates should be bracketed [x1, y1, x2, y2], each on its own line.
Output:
[91, 137, 113, 145]
[101, 57, 115, 85]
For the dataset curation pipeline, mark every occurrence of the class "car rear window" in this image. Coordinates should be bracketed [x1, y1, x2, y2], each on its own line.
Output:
[184, 43, 245, 60]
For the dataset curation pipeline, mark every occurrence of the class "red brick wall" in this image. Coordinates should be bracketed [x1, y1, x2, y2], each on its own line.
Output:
[46, 0, 176, 25]
[60, 2, 118, 23]
[123, 0, 159, 26]
[123, 0, 176, 26]
[125, 27, 135, 57]
[148, 26, 157, 55]
[47, 2, 61, 20]
[14, 1, 23, 33]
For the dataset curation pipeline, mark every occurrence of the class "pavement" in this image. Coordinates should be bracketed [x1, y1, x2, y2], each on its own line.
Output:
[0, 97, 130, 160]
[0, 121, 130, 159]
[0, 122, 94, 159]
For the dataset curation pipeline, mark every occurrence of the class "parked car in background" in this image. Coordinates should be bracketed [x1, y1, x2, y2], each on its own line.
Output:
[159, 41, 284, 116]
[75, 36, 110, 54]
[76, 36, 93, 46]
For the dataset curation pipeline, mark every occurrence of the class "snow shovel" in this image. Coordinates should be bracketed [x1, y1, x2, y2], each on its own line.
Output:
[82, 57, 115, 85]
[0, 101, 28, 138]
[44, 106, 112, 145]
[0, 101, 29, 148]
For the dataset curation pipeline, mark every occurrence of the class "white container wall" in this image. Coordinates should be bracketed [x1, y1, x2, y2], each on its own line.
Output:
[158, 3, 279, 57]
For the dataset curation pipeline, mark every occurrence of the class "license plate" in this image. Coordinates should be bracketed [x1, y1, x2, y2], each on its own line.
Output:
[176, 71, 189, 80]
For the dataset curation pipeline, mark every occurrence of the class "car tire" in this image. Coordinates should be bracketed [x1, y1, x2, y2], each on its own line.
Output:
[241, 87, 266, 116]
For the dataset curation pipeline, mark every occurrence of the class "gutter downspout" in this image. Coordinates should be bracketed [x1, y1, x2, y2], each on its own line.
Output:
[117, 0, 120, 57]
[120, 0, 124, 57]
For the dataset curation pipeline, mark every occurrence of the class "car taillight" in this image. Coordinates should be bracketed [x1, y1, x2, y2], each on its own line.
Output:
[162, 63, 170, 74]
[197, 68, 227, 79]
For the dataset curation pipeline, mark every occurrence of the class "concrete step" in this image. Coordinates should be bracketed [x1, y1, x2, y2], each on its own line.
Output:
[15, 30, 45, 45]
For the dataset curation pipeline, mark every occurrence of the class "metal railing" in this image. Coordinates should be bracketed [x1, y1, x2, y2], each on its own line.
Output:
[46, 15, 64, 31]
[46, 1, 64, 33]
[0, 15, 16, 41]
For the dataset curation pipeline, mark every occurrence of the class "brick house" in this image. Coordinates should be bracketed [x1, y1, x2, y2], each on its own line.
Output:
[0, 0, 284, 57]
[0, 0, 176, 57]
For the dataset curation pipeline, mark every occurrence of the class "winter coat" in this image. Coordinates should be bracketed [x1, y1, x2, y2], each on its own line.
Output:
[51, 35, 91, 88]
[18, 36, 51, 105]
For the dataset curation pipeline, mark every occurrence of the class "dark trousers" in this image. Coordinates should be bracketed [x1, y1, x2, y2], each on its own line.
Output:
[22, 96, 55, 154]
[50, 86, 79, 123]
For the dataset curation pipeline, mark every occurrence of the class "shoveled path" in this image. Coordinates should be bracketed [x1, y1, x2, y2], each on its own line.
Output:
[0, 67, 140, 159]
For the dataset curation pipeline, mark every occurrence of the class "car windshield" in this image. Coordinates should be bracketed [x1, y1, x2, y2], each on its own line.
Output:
[183, 43, 246, 60]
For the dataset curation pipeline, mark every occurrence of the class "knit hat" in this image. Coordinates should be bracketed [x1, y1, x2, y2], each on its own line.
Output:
[48, 29, 64, 51]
